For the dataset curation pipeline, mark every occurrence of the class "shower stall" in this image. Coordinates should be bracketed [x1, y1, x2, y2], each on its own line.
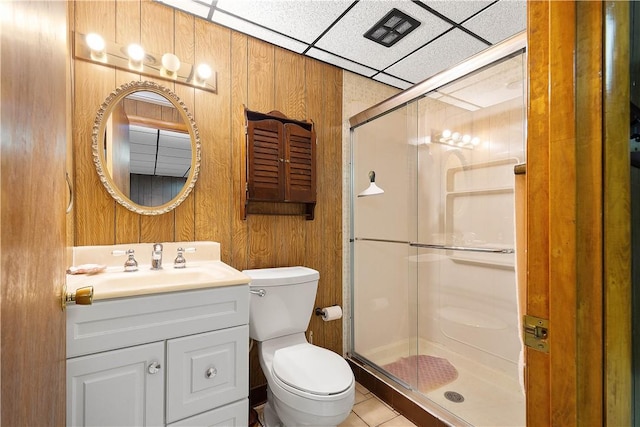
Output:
[349, 33, 526, 426]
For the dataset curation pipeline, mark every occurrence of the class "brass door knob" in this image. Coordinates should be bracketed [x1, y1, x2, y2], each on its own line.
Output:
[61, 285, 94, 310]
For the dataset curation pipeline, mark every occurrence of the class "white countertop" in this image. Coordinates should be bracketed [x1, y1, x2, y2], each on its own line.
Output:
[67, 242, 250, 301]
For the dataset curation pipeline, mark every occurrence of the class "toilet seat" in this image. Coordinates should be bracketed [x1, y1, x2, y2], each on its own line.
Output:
[272, 343, 353, 396]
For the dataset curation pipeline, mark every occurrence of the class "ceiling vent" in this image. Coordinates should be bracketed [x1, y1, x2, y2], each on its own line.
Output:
[364, 8, 421, 48]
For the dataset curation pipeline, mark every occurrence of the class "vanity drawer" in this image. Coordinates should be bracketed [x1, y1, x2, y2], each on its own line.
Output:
[67, 285, 248, 358]
[166, 325, 249, 424]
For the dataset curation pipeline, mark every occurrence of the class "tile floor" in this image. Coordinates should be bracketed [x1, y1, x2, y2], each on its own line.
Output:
[339, 382, 417, 427]
[254, 382, 417, 427]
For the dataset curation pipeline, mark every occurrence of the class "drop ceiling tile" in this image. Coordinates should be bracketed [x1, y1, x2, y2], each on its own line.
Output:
[215, 0, 353, 44]
[306, 48, 377, 77]
[423, 0, 494, 24]
[315, 1, 452, 70]
[373, 73, 412, 90]
[157, 0, 211, 19]
[462, 0, 526, 44]
[211, 10, 308, 53]
[385, 28, 487, 84]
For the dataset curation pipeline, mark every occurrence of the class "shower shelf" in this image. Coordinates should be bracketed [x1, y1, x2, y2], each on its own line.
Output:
[445, 158, 518, 268]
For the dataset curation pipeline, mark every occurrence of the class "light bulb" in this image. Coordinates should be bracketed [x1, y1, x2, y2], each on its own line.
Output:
[86, 33, 105, 53]
[471, 137, 481, 146]
[462, 134, 471, 144]
[196, 63, 212, 81]
[451, 132, 460, 141]
[442, 129, 451, 138]
[127, 43, 145, 62]
[161, 53, 181, 73]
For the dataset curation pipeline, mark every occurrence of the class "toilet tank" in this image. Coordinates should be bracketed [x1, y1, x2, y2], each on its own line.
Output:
[243, 266, 320, 342]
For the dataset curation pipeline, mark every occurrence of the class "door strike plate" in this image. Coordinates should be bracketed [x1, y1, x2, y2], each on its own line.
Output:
[523, 314, 549, 353]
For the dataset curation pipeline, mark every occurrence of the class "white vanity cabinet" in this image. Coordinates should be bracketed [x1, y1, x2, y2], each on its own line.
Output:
[66, 285, 249, 427]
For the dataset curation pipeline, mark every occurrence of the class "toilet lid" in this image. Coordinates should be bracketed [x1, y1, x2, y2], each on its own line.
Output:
[272, 344, 353, 396]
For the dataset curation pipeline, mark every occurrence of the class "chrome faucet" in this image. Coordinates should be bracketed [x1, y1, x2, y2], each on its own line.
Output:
[151, 243, 163, 270]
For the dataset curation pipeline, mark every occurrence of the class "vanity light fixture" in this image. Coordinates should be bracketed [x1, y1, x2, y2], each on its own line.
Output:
[432, 129, 481, 149]
[73, 32, 217, 93]
[358, 171, 384, 197]
[364, 8, 421, 48]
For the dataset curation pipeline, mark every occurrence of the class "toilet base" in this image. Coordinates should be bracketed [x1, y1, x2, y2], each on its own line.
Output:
[262, 399, 283, 427]
[265, 386, 348, 427]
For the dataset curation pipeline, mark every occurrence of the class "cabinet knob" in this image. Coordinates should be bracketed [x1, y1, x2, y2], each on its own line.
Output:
[205, 367, 217, 379]
[148, 362, 161, 374]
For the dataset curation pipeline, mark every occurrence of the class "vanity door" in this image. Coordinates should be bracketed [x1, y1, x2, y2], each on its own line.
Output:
[67, 341, 165, 427]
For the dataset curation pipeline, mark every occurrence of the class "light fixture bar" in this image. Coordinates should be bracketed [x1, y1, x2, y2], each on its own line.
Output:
[74, 32, 217, 94]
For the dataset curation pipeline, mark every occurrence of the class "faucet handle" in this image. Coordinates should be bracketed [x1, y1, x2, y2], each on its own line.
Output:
[124, 249, 138, 272]
[174, 247, 187, 269]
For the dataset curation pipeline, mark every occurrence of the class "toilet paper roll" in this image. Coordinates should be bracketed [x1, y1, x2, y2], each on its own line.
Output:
[320, 305, 342, 322]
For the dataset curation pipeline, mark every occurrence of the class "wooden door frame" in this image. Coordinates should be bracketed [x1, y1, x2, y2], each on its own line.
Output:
[526, 1, 631, 425]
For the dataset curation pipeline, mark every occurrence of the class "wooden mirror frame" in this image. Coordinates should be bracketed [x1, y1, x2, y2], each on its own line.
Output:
[92, 81, 201, 215]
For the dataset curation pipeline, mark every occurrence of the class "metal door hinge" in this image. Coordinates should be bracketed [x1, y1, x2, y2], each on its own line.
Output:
[523, 315, 549, 353]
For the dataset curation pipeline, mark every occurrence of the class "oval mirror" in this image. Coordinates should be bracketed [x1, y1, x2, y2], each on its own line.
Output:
[92, 81, 201, 215]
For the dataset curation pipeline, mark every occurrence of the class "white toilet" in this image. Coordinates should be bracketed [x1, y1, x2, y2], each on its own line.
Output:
[244, 266, 355, 427]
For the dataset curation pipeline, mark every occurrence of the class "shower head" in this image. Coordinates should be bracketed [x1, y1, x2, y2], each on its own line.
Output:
[358, 171, 384, 197]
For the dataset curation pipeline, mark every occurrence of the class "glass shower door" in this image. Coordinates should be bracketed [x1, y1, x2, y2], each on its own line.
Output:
[351, 102, 419, 390]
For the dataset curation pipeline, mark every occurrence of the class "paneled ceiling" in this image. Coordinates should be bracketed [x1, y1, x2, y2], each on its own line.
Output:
[157, 0, 526, 90]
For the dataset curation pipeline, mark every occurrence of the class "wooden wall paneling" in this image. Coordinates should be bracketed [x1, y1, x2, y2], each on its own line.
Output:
[172, 10, 196, 242]
[231, 32, 249, 270]
[141, 0, 173, 55]
[193, 20, 233, 259]
[525, 1, 552, 425]
[247, 39, 277, 269]
[73, 60, 117, 245]
[603, 2, 632, 425]
[115, 0, 140, 45]
[74, 0, 115, 37]
[273, 47, 306, 267]
[575, 2, 604, 424]
[305, 58, 327, 349]
[73, 1, 118, 246]
[324, 65, 343, 355]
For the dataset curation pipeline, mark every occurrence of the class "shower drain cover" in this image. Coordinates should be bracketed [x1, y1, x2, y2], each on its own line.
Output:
[444, 391, 465, 403]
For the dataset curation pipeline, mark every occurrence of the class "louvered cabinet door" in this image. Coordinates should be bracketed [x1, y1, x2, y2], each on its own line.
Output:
[247, 119, 284, 201]
[284, 123, 315, 203]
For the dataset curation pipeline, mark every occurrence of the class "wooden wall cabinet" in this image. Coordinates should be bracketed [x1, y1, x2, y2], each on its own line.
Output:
[244, 109, 316, 219]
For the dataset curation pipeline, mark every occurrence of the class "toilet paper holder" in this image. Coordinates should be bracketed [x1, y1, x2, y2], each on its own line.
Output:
[314, 305, 342, 321]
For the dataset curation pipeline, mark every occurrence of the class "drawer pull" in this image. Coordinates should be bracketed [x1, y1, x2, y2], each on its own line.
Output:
[205, 367, 217, 379]
[148, 362, 161, 374]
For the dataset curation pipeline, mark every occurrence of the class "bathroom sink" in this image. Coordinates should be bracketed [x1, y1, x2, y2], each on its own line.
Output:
[66, 242, 250, 301]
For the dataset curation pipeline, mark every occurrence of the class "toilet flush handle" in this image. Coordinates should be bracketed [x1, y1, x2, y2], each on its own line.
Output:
[249, 289, 266, 297]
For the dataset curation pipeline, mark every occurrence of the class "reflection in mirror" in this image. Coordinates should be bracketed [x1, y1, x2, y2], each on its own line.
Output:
[92, 81, 200, 215]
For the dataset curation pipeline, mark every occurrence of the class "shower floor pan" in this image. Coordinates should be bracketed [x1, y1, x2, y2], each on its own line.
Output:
[358, 339, 525, 427]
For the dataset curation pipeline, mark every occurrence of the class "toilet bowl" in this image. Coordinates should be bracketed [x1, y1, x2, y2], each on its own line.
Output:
[244, 267, 355, 427]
